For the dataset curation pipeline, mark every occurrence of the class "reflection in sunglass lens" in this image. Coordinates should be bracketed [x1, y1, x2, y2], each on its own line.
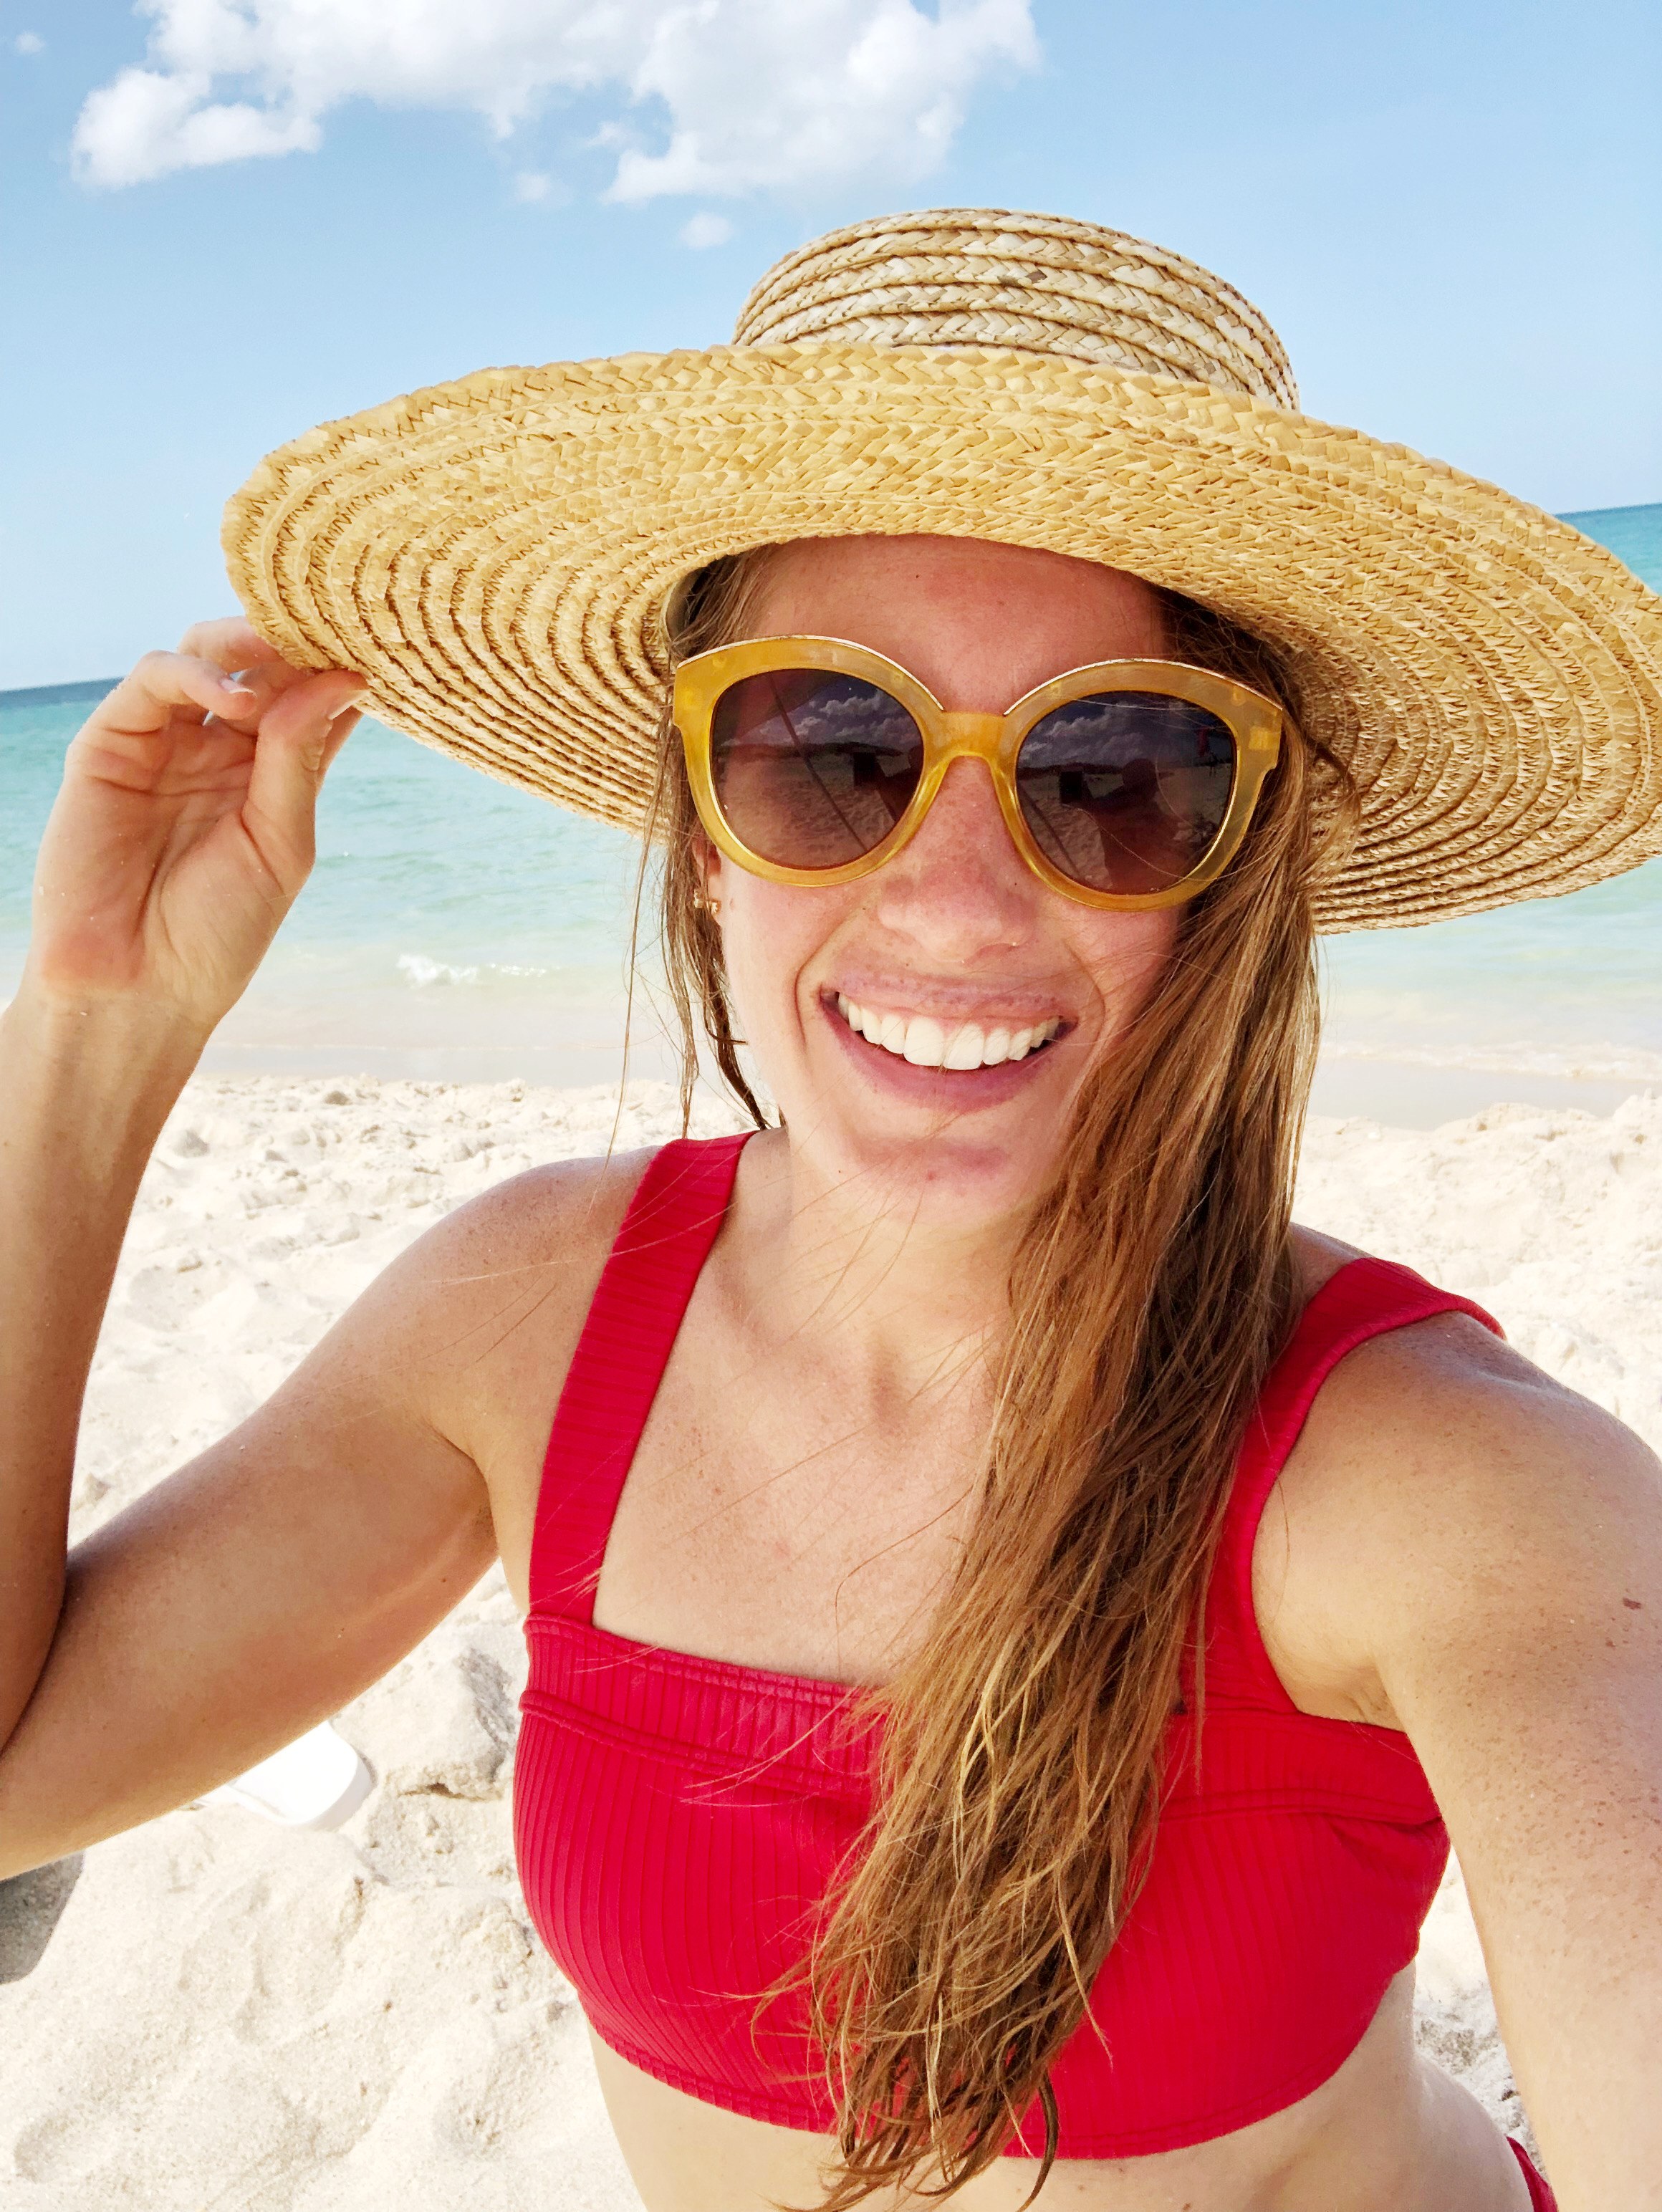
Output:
[710, 670, 924, 868]
[1016, 694, 1236, 894]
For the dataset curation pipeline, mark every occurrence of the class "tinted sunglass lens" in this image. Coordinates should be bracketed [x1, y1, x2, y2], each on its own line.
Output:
[710, 670, 924, 869]
[1015, 694, 1236, 894]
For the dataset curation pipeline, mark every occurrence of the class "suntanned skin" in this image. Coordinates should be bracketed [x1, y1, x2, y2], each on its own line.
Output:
[1, 539, 1658, 2212]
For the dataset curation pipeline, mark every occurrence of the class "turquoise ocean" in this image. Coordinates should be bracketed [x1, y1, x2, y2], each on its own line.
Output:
[4, 504, 1658, 1125]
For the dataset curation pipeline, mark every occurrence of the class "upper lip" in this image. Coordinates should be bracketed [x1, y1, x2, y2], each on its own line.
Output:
[820, 980, 1075, 1029]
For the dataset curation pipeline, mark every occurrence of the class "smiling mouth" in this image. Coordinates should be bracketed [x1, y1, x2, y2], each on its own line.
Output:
[834, 994, 1063, 1071]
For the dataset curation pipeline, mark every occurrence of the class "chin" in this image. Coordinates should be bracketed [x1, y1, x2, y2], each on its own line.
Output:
[767, 995, 1088, 1221]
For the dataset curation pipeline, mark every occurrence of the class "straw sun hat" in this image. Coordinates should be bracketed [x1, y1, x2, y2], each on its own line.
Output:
[224, 207, 1662, 931]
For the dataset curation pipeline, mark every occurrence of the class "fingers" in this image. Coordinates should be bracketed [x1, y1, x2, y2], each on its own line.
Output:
[176, 616, 292, 672]
[239, 672, 365, 888]
[178, 616, 354, 718]
[87, 629, 365, 751]
[320, 704, 360, 773]
[91, 649, 261, 740]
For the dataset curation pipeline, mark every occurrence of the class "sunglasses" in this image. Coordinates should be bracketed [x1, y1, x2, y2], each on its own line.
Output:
[673, 638, 1283, 910]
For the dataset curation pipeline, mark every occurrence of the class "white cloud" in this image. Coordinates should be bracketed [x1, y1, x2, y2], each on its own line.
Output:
[15, 31, 44, 53]
[75, 68, 320, 186]
[680, 211, 734, 249]
[610, 0, 1034, 202]
[70, 0, 1038, 198]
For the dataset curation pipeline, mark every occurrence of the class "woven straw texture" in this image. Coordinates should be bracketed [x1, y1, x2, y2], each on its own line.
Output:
[224, 208, 1662, 932]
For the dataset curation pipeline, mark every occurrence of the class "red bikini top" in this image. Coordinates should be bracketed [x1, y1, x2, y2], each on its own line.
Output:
[514, 1135, 1501, 2159]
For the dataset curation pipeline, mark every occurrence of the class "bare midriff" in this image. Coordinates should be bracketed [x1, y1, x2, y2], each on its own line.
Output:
[585, 1968, 1531, 2212]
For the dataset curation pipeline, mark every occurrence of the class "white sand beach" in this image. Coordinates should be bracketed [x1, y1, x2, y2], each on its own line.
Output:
[5, 1074, 1661, 2206]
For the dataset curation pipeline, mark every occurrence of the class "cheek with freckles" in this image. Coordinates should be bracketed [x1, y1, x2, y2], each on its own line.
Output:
[1066, 907, 1183, 1042]
[707, 865, 858, 1075]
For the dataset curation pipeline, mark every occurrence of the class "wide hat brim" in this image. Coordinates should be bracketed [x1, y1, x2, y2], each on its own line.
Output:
[223, 342, 1662, 932]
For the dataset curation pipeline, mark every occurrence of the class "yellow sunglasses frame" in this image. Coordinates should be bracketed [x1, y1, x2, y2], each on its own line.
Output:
[673, 637, 1284, 911]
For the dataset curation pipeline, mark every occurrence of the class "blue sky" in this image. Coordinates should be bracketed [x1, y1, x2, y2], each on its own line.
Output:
[3, 0, 1658, 688]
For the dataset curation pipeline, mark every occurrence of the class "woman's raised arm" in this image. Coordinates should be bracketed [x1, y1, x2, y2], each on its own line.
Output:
[0, 623, 514, 1879]
[0, 623, 628, 1878]
[1, 620, 365, 1751]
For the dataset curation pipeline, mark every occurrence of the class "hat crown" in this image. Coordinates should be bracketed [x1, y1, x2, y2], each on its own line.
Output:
[733, 207, 1299, 412]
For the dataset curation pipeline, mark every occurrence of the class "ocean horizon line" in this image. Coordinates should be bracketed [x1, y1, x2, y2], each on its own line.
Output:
[0, 675, 121, 709]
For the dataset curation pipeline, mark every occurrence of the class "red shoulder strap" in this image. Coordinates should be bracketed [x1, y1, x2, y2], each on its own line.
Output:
[1204, 1255, 1504, 1710]
[529, 1134, 751, 1621]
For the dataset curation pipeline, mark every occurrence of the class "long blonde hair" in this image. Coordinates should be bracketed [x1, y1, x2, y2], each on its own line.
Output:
[638, 544, 1353, 2204]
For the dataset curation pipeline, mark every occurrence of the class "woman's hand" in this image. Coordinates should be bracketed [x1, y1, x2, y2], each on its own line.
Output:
[24, 617, 364, 1038]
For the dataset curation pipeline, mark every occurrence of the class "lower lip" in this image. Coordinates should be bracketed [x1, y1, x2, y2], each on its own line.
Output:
[820, 999, 1069, 1109]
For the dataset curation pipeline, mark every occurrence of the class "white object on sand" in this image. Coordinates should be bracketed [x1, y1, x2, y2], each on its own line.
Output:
[199, 1721, 373, 1831]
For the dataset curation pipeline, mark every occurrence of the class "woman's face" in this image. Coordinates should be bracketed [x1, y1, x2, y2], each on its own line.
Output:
[703, 535, 1183, 1226]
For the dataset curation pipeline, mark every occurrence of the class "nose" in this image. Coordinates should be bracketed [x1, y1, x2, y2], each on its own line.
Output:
[870, 756, 1037, 959]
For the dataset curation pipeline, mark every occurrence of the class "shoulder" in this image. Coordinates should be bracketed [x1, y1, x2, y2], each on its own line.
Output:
[325, 1142, 663, 1439]
[1287, 1221, 1366, 1304]
[405, 1142, 655, 1287]
[1257, 1236, 1662, 1731]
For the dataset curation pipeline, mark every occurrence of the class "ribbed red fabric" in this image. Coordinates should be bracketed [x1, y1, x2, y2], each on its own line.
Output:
[514, 1136, 1504, 2158]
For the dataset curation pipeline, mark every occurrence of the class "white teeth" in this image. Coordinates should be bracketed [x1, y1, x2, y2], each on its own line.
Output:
[903, 1017, 947, 1067]
[836, 1000, 1060, 1072]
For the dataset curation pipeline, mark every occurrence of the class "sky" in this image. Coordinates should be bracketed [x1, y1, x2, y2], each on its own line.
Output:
[2, 0, 1658, 689]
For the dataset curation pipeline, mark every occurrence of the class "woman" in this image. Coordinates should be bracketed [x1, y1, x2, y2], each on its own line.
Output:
[1, 210, 1658, 2212]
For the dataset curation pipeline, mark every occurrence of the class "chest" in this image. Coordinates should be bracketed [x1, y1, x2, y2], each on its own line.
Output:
[482, 1175, 1399, 1730]
[589, 1306, 991, 1686]
[554, 1308, 1371, 1728]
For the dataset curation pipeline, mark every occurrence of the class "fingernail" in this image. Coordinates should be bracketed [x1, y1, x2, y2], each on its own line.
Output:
[221, 681, 256, 701]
